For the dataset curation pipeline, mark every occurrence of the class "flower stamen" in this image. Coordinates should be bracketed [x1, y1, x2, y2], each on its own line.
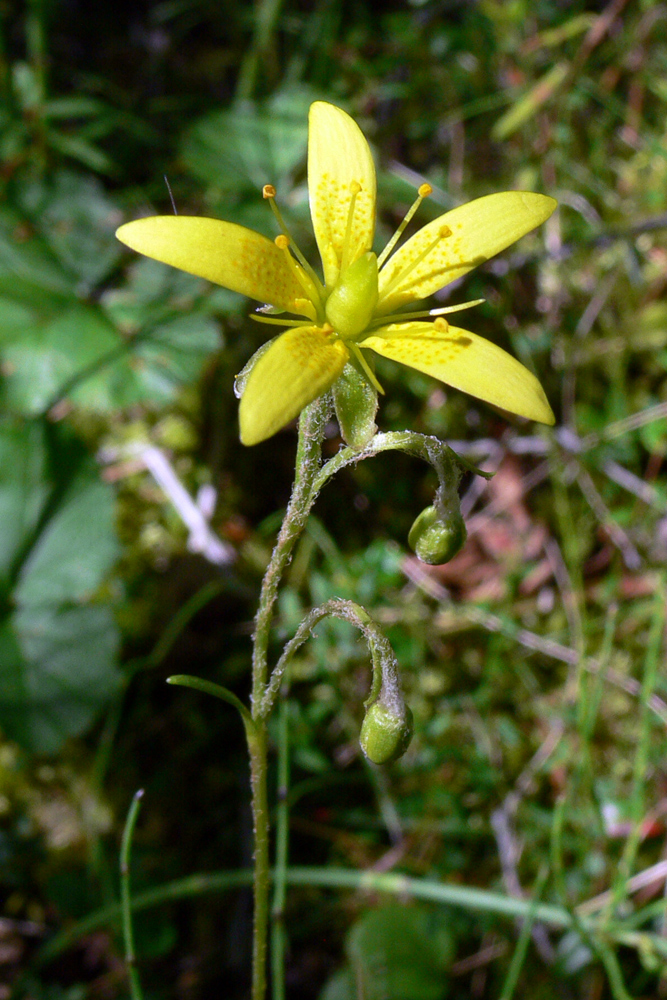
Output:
[377, 183, 433, 270]
[274, 235, 322, 320]
[263, 185, 325, 300]
[347, 341, 385, 394]
[377, 223, 453, 303]
[340, 181, 362, 274]
[367, 298, 485, 329]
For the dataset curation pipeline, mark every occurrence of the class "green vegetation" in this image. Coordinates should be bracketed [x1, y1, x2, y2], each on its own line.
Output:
[2, 1, 667, 998]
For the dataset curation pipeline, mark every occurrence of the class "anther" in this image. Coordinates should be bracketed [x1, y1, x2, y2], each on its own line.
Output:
[434, 318, 449, 333]
[263, 184, 277, 199]
[377, 183, 435, 270]
[275, 234, 290, 250]
[439, 225, 452, 238]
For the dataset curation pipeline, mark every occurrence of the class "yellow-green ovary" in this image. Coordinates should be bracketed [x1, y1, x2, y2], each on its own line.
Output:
[325, 252, 379, 339]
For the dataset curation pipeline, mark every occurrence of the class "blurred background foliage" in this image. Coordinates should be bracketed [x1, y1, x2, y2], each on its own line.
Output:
[2, 0, 667, 997]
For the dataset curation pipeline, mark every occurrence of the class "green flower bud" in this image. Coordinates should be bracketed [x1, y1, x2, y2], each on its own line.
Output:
[325, 252, 379, 340]
[360, 701, 414, 765]
[333, 364, 378, 449]
[408, 505, 467, 565]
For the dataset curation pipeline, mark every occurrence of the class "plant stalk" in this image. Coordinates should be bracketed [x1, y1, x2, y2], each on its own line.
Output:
[248, 725, 271, 1000]
[248, 398, 329, 1000]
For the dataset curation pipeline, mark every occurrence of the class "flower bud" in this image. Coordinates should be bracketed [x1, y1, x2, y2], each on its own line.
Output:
[333, 364, 378, 449]
[408, 505, 466, 565]
[325, 252, 378, 339]
[360, 701, 414, 765]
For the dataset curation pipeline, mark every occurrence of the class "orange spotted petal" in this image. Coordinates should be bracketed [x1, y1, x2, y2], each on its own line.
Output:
[239, 325, 349, 445]
[116, 216, 309, 314]
[362, 321, 555, 424]
[376, 192, 557, 313]
[308, 102, 377, 289]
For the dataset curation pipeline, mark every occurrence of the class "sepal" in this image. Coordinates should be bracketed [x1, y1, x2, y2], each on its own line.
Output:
[234, 338, 277, 399]
[332, 363, 378, 449]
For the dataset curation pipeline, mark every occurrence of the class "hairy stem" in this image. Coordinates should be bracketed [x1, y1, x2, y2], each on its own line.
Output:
[248, 726, 270, 1000]
[249, 397, 329, 1000]
[251, 398, 330, 708]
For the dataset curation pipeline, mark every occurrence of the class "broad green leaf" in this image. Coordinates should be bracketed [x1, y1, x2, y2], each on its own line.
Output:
[93, 311, 221, 409]
[127, 314, 220, 402]
[182, 88, 311, 193]
[19, 172, 122, 286]
[46, 132, 115, 175]
[0, 205, 76, 297]
[0, 422, 49, 586]
[43, 96, 107, 119]
[0, 171, 122, 300]
[0, 605, 121, 754]
[320, 905, 453, 1000]
[2, 304, 120, 415]
[16, 471, 118, 606]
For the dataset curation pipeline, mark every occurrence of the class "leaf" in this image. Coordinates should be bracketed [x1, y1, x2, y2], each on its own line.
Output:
[0, 205, 76, 297]
[0, 604, 121, 754]
[319, 970, 354, 1000]
[1, 304, 120, 415]
[320, 905, 454, 1000]
[0, 176, 221, 416]
[182, 88, 311, 193]
[21, 171, 123, 286]
[0, 455, 122, 753]
[16, 471, 119, 606]
[1, 286, 220, 416]
[44, 96, 108, 119]
[0, 421, 49, 587]
[97, 313, 221, 409]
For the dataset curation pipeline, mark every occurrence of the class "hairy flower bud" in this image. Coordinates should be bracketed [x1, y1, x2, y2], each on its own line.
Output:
[408, 505, 466, 565]
[360, 700, 414, 765]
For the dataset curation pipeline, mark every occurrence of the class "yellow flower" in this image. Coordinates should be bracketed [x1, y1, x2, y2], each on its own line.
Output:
[116, 102, 556, 445]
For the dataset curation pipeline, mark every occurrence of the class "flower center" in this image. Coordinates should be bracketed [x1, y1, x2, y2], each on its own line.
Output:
[254, 181, 481, 340]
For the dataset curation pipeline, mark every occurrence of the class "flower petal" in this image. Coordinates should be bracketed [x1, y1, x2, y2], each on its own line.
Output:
[239, 326, 349, 445]
[308, 102, 377, 288]
[116, 216, 308, 314]
[362, 321, 555, 424]
[376, 192, 557, 313]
